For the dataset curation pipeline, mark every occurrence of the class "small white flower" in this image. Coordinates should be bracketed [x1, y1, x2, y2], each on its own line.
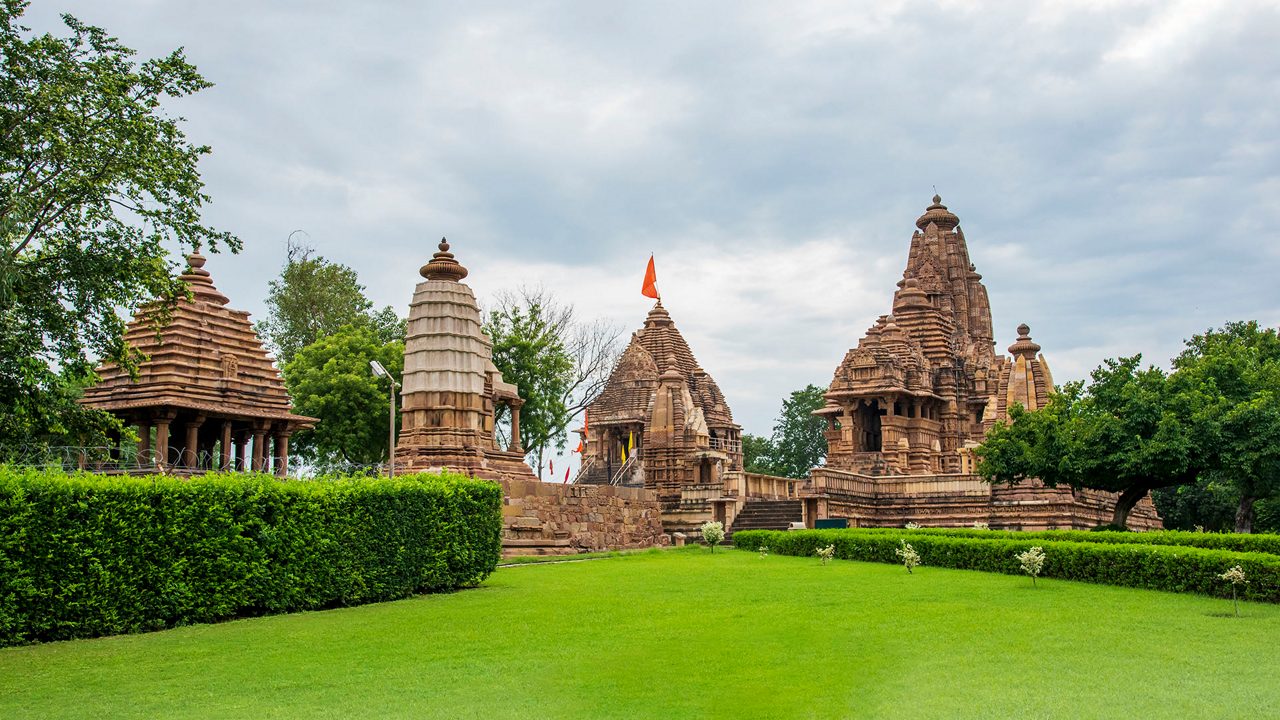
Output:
[1015, 546, 1046, 586]
[895, 540, 921, 573]
[816, 544, 836, 565]
[972, 521, 990, 530]
[905, 522, 922, 530]
[1220, 565, 1246, 585]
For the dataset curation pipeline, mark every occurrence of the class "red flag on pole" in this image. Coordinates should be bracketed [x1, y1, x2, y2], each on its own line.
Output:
[549, 459, 554, 475]
[574, 409, 588, 453]
[641, 255, 659, 299]
[564, 465, 570, 483]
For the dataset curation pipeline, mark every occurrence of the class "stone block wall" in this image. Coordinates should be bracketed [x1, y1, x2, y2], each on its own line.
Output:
[500, 480, 668, 556]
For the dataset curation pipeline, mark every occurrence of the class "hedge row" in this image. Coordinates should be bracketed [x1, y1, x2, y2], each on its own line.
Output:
[840, 526, 1280, 556]
[0, 468, 503, 647]
[733, 529, 1280, 603]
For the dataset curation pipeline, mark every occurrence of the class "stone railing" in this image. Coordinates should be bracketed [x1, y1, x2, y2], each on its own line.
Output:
[742, 472, 801, 500]
[709, 437, 742, 454]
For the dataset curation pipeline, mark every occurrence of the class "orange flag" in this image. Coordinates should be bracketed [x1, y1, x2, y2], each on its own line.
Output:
[574, 409, 588, 453]
[641, 255, 659, 299]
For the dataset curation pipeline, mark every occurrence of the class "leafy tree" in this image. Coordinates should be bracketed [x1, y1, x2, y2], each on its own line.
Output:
[1169, 321, 1280, 533]
[485, 294, 575, 478]
[283, 325, 403, 467]
[742, 432, 777, 474]
[257, 237, 402, 367]
[977, 356, 1204, 529]
[484, 287, 620, 478]
[768, 384, 828, 478]
[742, 384, 829, 478]
[0, 2, 236, 450]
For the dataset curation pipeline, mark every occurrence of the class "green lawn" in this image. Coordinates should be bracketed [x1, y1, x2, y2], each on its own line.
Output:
[2, 547, 1277, 719]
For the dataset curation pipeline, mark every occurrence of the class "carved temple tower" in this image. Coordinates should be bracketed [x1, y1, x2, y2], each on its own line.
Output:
[819, 196, 999, 475]
[393, 239, 536, 482]
[576, 301, 742, 509]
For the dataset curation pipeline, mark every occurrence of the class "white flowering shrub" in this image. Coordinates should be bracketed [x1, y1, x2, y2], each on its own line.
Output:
[701, 521, 725, 552]
[972, 521, 990, 530]
[895, 540, 921, 573]
[759, 545, 769, 559]
[1220, 565, 1247, 616]
[816, 544, 836, 565]
[905, 522, 922, 530]
[1015, 546, 1046, 586]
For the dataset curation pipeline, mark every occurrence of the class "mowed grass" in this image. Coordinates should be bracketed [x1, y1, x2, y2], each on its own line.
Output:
[2, 547, 1278, 720]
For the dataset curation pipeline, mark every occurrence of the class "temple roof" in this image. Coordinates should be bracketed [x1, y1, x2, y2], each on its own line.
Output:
[81, 253, 316, 426]
[402, 238, 518, 399]
[587, 300, 737, 429]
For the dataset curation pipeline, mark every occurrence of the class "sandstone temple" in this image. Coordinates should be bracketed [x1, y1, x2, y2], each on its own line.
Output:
[573, 301, 788, 533]
[81, 253, 316, 475]
[803, 196, 1160, 529]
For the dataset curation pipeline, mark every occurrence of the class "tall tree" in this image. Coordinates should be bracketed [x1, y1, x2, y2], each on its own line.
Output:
[283, 324, 403, 468]
[977, 356, 1204, 528]
[742, 384, 829, 478]
[484, 287, 620, 478]
[1170, 321, 1280, 533]
[256, 236, 402, 367]
[768, 384, 828, 478]
[0, 2, 236, 450]
[742, 433, 777, 475]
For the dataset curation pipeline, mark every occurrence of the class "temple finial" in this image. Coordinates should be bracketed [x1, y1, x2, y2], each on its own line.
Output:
[420, 236, 469, 282]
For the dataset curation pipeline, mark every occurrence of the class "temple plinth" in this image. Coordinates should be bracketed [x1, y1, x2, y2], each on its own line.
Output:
[393, 239, 536, 482]
[81, 253, 316, 475]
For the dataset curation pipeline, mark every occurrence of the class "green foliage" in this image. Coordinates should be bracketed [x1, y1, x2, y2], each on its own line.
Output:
[0, 467, 501, 647]
[283, 325, 404, 466]
[742, 432, 776, 474]
[744, 383, 828, 478]
[733, 529, 1280, 602]
[1169, 321, 1280, 532]
[0, 3, 236, 449]
[976, 355, 1202, 528]
[484, 293, 575, 473]
[257, 239, 403, 367]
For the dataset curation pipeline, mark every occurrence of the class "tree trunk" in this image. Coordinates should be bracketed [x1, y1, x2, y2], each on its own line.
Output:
[1110, 485, 1148, 529]
[1235, 495, 1257, 534]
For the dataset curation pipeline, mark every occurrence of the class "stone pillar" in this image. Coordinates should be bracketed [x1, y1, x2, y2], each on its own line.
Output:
[220, 420, 233, 471]
[136, 421, 152, 467]
[508, 398, 524, 454]
[154, 414, 173, 468]
[183, 415, 205, 469]
[251, 426, 267, 472]
[273, 431, 290, 478]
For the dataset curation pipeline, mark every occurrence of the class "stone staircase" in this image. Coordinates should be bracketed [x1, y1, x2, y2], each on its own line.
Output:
[727, 499, 803, 540]
[575, 463, 610, 485]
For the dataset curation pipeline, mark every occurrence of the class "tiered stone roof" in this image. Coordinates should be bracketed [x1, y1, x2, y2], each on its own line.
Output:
[81, 254, 315, 428]
[598, 301, 738, 430]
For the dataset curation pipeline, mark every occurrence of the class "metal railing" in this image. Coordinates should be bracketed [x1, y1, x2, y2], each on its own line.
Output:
[610, 454, 638, 486]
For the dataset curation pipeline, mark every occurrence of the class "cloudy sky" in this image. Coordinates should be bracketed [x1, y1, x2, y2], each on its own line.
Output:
[27, 1, 1280, 451]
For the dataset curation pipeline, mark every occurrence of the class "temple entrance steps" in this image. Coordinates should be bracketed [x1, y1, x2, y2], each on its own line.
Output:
[727, 499, 803, 540]
[574, 463, 610, 485]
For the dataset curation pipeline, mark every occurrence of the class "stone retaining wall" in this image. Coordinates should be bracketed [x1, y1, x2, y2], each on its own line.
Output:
[500, 480, 668, 556]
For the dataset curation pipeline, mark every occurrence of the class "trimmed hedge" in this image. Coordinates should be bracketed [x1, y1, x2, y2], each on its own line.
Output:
[0, 468, 502, 647]
[733, 529, 1280, 603]
[832, 527, 1280, 556]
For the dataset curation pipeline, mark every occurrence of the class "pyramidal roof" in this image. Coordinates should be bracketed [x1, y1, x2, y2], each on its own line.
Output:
[589, 301, 737, 429]
[81, 253, 315, 426]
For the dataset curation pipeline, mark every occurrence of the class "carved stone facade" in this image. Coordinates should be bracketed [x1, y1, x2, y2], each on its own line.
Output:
[81, 253, 315, 475]
[501, 479, 667, 555]
[574, 301, 744, 532]
[809, 197, 1160, 530]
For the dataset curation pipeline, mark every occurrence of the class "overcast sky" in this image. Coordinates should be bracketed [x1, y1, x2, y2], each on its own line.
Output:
[27, 2, 1280, 458]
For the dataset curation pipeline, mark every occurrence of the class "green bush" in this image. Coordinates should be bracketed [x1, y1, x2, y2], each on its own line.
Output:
[733, 529, 1280, 603]
[801, 526, 1280, 556]
[0, 468, 502, 647]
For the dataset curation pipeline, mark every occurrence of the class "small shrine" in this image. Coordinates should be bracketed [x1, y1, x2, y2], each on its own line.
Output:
[392, 239, 537, 482]
[81, 253, 316, 475]
[575, 300, 746, 530]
